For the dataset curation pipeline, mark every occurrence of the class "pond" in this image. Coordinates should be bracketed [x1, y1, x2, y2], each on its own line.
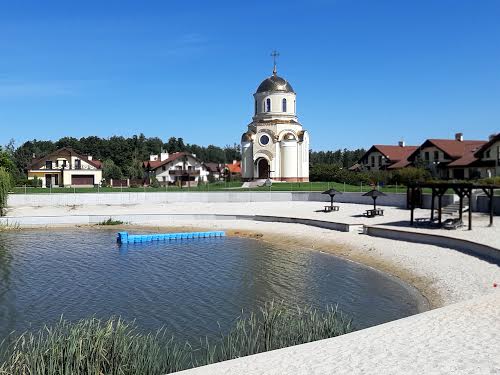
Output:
[0, 229, 426, 342]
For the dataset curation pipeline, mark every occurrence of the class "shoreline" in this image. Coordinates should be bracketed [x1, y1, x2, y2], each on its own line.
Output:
[7, 222, 439, 309]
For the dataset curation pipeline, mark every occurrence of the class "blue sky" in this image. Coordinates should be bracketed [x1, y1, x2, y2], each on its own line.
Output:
[0, 0, 499, 150]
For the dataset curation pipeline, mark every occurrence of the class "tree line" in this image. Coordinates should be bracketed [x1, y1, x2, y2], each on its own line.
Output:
[1, 135, 369, 186]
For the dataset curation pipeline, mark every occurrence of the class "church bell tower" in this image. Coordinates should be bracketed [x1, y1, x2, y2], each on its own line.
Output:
[241, 52, 309, 182]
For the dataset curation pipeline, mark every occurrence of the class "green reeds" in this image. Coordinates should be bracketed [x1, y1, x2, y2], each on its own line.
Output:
[97, 218, 124, 226]
[0, 302, 353, 375]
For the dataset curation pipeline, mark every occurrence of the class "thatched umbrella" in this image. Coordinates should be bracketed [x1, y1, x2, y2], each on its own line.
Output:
[363, 189, 387, 210]
[322, 188, 342, 209]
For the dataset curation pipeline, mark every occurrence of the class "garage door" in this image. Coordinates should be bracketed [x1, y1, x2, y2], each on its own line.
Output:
[71, 175, 94, 185]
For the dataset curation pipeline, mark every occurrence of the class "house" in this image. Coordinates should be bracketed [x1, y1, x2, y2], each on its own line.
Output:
[407, 133, 486, 179]
[143, 152, 209, 186]
[357, 142, 417, 171]
[204, 162, 224, 181]
[473, 133, 500, 178]
[27, 147, 103, 188]
[223, 160, 242, 179]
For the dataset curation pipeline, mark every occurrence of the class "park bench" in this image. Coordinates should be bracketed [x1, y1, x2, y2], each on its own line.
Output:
[324, 205, 340, 212]
[364, 208, 384, 218]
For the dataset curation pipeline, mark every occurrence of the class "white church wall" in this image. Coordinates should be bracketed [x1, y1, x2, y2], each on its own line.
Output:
[280, 139, 298, 179]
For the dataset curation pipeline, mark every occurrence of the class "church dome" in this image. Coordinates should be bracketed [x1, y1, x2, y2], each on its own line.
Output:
[256, 74, 294, 94]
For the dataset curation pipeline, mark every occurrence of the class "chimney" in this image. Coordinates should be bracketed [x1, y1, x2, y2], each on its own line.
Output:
[88, 155, 93, 160]
[455, 133, 463, 142]
[150, 154, 159, 161]
[160, 152, 169, 161]
[32, 153, 36, 159]
[398, 140, 405, 147]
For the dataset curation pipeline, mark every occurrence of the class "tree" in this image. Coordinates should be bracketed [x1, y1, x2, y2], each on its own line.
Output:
[102, 159, 123, 180]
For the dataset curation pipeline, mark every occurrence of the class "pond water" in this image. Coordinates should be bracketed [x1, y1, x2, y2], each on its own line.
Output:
[0, 229, 425, 342]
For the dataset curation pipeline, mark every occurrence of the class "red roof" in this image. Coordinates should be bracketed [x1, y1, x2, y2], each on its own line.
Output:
[425, 139, 485, 159]
[225, 161, 241, 174]
[359, 145, 417, 169]
[372, 145, 418, 162]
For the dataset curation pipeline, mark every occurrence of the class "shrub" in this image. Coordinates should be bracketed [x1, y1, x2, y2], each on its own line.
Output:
[0, 302, 352, 374]
[389, 167, 431, 185]
[479, 176, 500, 185]
[150, 178, 161, 188]
[0, 167, 13, 216]
[97, 218, 124, 225]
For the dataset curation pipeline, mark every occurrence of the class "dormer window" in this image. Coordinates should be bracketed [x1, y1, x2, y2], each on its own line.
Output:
[282, 98, 287, 112]
[45, 161, 53, 169]
[266, 98, 271, 112]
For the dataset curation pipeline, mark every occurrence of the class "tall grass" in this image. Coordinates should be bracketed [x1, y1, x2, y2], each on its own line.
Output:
[0, 168, 12, 217]
[0, 302, 352, 375]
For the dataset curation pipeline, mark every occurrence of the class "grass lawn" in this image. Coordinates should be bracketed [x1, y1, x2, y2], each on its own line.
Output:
[11, 181, 410, 194]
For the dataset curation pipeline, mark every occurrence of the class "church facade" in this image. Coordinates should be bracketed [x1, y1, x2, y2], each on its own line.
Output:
[241, 66, 309, 182]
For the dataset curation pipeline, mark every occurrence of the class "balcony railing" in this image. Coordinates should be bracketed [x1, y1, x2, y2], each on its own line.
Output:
[168, 169, 200, 176]
[32, 165, 98, 171]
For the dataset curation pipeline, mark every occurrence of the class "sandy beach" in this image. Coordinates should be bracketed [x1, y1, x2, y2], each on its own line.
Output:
[7, 201, 500, 308]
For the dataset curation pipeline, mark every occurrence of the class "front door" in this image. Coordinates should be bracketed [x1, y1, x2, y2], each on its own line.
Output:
[257, 159, 270, 179]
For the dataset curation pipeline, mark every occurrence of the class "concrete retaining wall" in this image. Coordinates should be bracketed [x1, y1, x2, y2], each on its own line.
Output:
[0, 214, 359, 233]
[365, 226, 500, 262]
[6, 191, 495, 213]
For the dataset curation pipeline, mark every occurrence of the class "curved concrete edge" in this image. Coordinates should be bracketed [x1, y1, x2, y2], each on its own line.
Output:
[365, 225, 500, 263]
[0, 214, 360, 233]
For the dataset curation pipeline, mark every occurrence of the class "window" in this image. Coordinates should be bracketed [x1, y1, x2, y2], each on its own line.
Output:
[162, 166, 166, 171]
[254, 100, 257, 115]
[266, 98, 271, 112]
[378, 156, 382, 166]
[62, 160, 67, 169]
[45, 161, 53, 169]
[75, 159, 81, 169]
[371, 156, 375, 167]
[497, 145, 500, 161]
[282, 98, 287, 112]
[485, 149, 491, 159]
[259, 134, 270, 146]
[433, 151, 439, 160]
[162, 177, 166, 182]
[424, 152, 430, 161]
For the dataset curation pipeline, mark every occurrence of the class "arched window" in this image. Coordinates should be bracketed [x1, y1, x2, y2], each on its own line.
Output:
[282, 98, 287, 112]
[266, 98, 271, 112]
[254, 100, 257, 115]
[294, 100, 296, 113]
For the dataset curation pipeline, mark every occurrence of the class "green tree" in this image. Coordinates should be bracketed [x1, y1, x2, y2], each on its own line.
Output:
[102, 159, 123, 180]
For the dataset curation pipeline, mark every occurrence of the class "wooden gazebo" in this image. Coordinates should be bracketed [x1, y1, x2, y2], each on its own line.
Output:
[407, 182, 499, 230]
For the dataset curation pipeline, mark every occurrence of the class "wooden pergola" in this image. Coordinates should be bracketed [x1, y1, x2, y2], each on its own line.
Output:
[407, 182, 500, 230]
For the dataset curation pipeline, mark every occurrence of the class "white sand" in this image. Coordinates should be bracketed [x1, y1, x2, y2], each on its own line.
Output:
[7, 201, 500, 307]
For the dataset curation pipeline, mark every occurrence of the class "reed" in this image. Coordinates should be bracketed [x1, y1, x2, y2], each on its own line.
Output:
[97, 218, 124, 225]
[0, 168, 12, 217]
[0, 302, 352, 374]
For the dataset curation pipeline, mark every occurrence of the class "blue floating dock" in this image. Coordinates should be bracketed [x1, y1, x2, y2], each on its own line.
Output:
[117, 231, 225, 244]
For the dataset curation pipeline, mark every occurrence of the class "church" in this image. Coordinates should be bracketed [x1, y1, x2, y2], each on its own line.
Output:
[241, 58, 309, 182]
